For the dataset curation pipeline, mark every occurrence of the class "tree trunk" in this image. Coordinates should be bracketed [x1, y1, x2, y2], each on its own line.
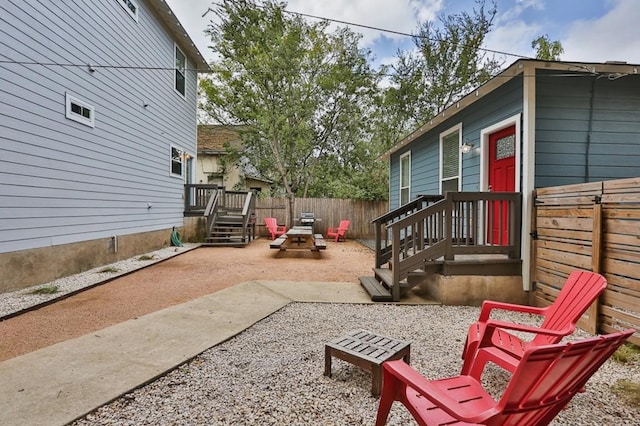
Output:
[287, 192, 296, 229]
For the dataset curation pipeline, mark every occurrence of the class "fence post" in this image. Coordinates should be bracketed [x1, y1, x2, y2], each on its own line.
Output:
[586, 195, 603, 334]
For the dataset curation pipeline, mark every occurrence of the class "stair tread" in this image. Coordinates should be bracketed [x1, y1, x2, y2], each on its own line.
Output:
[358, 276, 393, 302]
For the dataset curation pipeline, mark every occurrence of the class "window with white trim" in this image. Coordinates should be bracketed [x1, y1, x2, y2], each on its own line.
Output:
[171, 146, 184, 177]
[65, 93, 95, 128]
[400, 152, 411, 205]
[440, 125, 461, 193]
[117, 0, 139, 22]
[174, 45, 186, 97]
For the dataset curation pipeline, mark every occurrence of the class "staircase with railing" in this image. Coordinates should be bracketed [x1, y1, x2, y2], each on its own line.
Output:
[360, 192, 522, 301]
[184, 184, 256, 247]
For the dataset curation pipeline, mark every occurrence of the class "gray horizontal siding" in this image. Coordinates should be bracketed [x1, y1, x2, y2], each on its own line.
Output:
[0, 0, 199, 253]
[535, 70, 640, 187]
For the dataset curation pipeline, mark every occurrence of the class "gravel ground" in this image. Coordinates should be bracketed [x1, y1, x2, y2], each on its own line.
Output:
[2, 245, 638, 425]
[0, 244, 198, 319]
[72, 303, 639, 426]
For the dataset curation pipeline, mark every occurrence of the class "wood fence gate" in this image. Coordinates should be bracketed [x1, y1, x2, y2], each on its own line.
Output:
[534, 177, 640, 345]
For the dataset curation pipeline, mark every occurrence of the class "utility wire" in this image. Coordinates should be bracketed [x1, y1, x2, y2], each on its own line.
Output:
[280, 8, 532, 60]
[0, 58, 604, 79]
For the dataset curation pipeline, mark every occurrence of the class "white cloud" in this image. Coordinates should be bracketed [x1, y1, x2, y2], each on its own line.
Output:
[561, 0, 640, 63]
[286, 0, 442, 47]
[484, 20, 541, 61]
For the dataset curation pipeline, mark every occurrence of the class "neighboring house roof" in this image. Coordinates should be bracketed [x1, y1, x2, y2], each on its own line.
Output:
[384, 59, 640, 159]
[198, 125, 244, 154]
[148, 0, 210, 72]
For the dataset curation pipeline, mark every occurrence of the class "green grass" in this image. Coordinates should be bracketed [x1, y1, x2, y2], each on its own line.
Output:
[612, 342, 640, 364]
[28, 285, 59, 295]
[612, 379, 640, 407]
[98, 266, 120, 273]
[137, 255, 157, 261]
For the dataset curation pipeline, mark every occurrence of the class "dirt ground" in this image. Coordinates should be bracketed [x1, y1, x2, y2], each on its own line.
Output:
[0, 239, 375, 362]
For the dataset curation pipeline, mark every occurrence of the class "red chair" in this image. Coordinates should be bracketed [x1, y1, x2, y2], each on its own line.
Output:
[461, 270, 607, 380]
[327, 220, 351, 242]
[264, 217, 286, 240]
[376, 329, 634, 426]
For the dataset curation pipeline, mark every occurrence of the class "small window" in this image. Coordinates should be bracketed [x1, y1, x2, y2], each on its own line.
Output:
[65, 93, 95, 128]
[400, 152, 411, 205]
[175, 45, 186, 97]
[440, 125, 461, 193]
[171, 146, 184, 177]
[117, 0, 139, 22]
[171, 146, 193, 178]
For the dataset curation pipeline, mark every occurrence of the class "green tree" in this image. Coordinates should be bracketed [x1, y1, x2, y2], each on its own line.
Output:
[378, 0, 503, 143]
[532, 34, 564, 60]
[200, 0, 379, 224]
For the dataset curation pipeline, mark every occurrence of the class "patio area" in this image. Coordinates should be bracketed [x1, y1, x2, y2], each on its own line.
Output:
[0, 241, 638, 425]
[72, 302, 638, 425]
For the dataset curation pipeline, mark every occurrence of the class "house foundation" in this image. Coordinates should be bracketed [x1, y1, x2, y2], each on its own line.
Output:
[417, 274, 532, 307]
[0, 228, 177, 293]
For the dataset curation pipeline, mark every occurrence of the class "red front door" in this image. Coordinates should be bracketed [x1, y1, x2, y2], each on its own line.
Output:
[488, 125, 516, 245]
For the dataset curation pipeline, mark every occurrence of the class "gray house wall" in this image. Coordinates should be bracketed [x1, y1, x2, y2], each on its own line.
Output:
[389, 77, 524, 209]
[535, 70, 640, 187]
[0, 1, 203, 291]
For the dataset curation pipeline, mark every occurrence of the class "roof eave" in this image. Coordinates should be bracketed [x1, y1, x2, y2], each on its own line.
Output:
[148, 0, 211, 72]
[381, 59, 640, 160]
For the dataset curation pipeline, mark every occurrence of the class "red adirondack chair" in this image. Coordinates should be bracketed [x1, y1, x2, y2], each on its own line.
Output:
[327, 219, 351, 242]
[264, 217, 286, 240]
[375, 329, 634, 426]
[461, 270, 607, 380]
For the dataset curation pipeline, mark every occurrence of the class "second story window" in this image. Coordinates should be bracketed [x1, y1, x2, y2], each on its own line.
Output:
[175, 45, 186, 97]
[117, 0, 139, 22]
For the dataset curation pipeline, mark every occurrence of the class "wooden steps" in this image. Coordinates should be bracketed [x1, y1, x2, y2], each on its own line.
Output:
[358, 276, 393, 302]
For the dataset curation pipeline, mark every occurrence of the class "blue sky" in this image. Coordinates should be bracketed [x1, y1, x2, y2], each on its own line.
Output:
[165, 0, 640, 67]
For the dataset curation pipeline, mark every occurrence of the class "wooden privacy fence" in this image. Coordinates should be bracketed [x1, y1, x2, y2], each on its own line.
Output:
[534, 177, 640, 345]
[254, 197, 388, 240]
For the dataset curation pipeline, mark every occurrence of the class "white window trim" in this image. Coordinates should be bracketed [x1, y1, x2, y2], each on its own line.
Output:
[479, 113, 522, 192]
[174, 44, 187, 99]
[170, 145, 184, 178]
[439, 123, 462, 193]
[117, 0, 139, 22]
[399, 151, 411, 206]
[65, 93, 95, 128]
[170, 145, 194, 179]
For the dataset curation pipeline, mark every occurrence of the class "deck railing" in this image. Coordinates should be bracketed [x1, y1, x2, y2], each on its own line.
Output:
[372, 194, 444, 268]
[373, 192, 522, 299]
[187, 185, 257, 243]
[184, 184, 220, 214]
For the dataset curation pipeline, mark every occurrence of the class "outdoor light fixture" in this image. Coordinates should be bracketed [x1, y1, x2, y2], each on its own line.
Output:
[460, 142, 475, 153]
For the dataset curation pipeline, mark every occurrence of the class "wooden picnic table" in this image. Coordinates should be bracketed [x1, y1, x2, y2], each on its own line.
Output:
[269, 226, 326, 251]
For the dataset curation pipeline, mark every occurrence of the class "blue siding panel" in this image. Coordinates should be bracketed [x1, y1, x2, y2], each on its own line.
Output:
[389, 77, 524, 209]
[535, 70, 640, 186]
[0, 0, 200, 253]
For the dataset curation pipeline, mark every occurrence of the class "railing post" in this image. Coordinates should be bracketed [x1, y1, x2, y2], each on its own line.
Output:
[444, 193, 454, 261]
[510, 194, 522, 259]
[392, 225, 401, 301]
[375, 221, 382, 268]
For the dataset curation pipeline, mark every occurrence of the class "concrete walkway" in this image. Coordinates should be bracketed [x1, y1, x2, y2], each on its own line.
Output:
[1, 280, 416, 426]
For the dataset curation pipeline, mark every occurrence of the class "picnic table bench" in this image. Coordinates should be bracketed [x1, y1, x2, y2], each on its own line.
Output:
[269, 226, 326, 251]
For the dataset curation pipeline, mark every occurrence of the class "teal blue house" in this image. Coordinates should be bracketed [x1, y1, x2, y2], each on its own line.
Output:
[362, 60, 640, 301]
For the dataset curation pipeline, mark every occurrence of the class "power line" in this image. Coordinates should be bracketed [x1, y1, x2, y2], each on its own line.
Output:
[281, 8, 532, 60]
[0, 58, 604, 80]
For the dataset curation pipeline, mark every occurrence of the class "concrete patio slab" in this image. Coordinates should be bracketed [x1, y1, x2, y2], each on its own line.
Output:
[0, 281, 290, 426]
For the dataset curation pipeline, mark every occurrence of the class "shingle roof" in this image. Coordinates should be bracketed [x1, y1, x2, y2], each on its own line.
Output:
[198, 125, 244, 153]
